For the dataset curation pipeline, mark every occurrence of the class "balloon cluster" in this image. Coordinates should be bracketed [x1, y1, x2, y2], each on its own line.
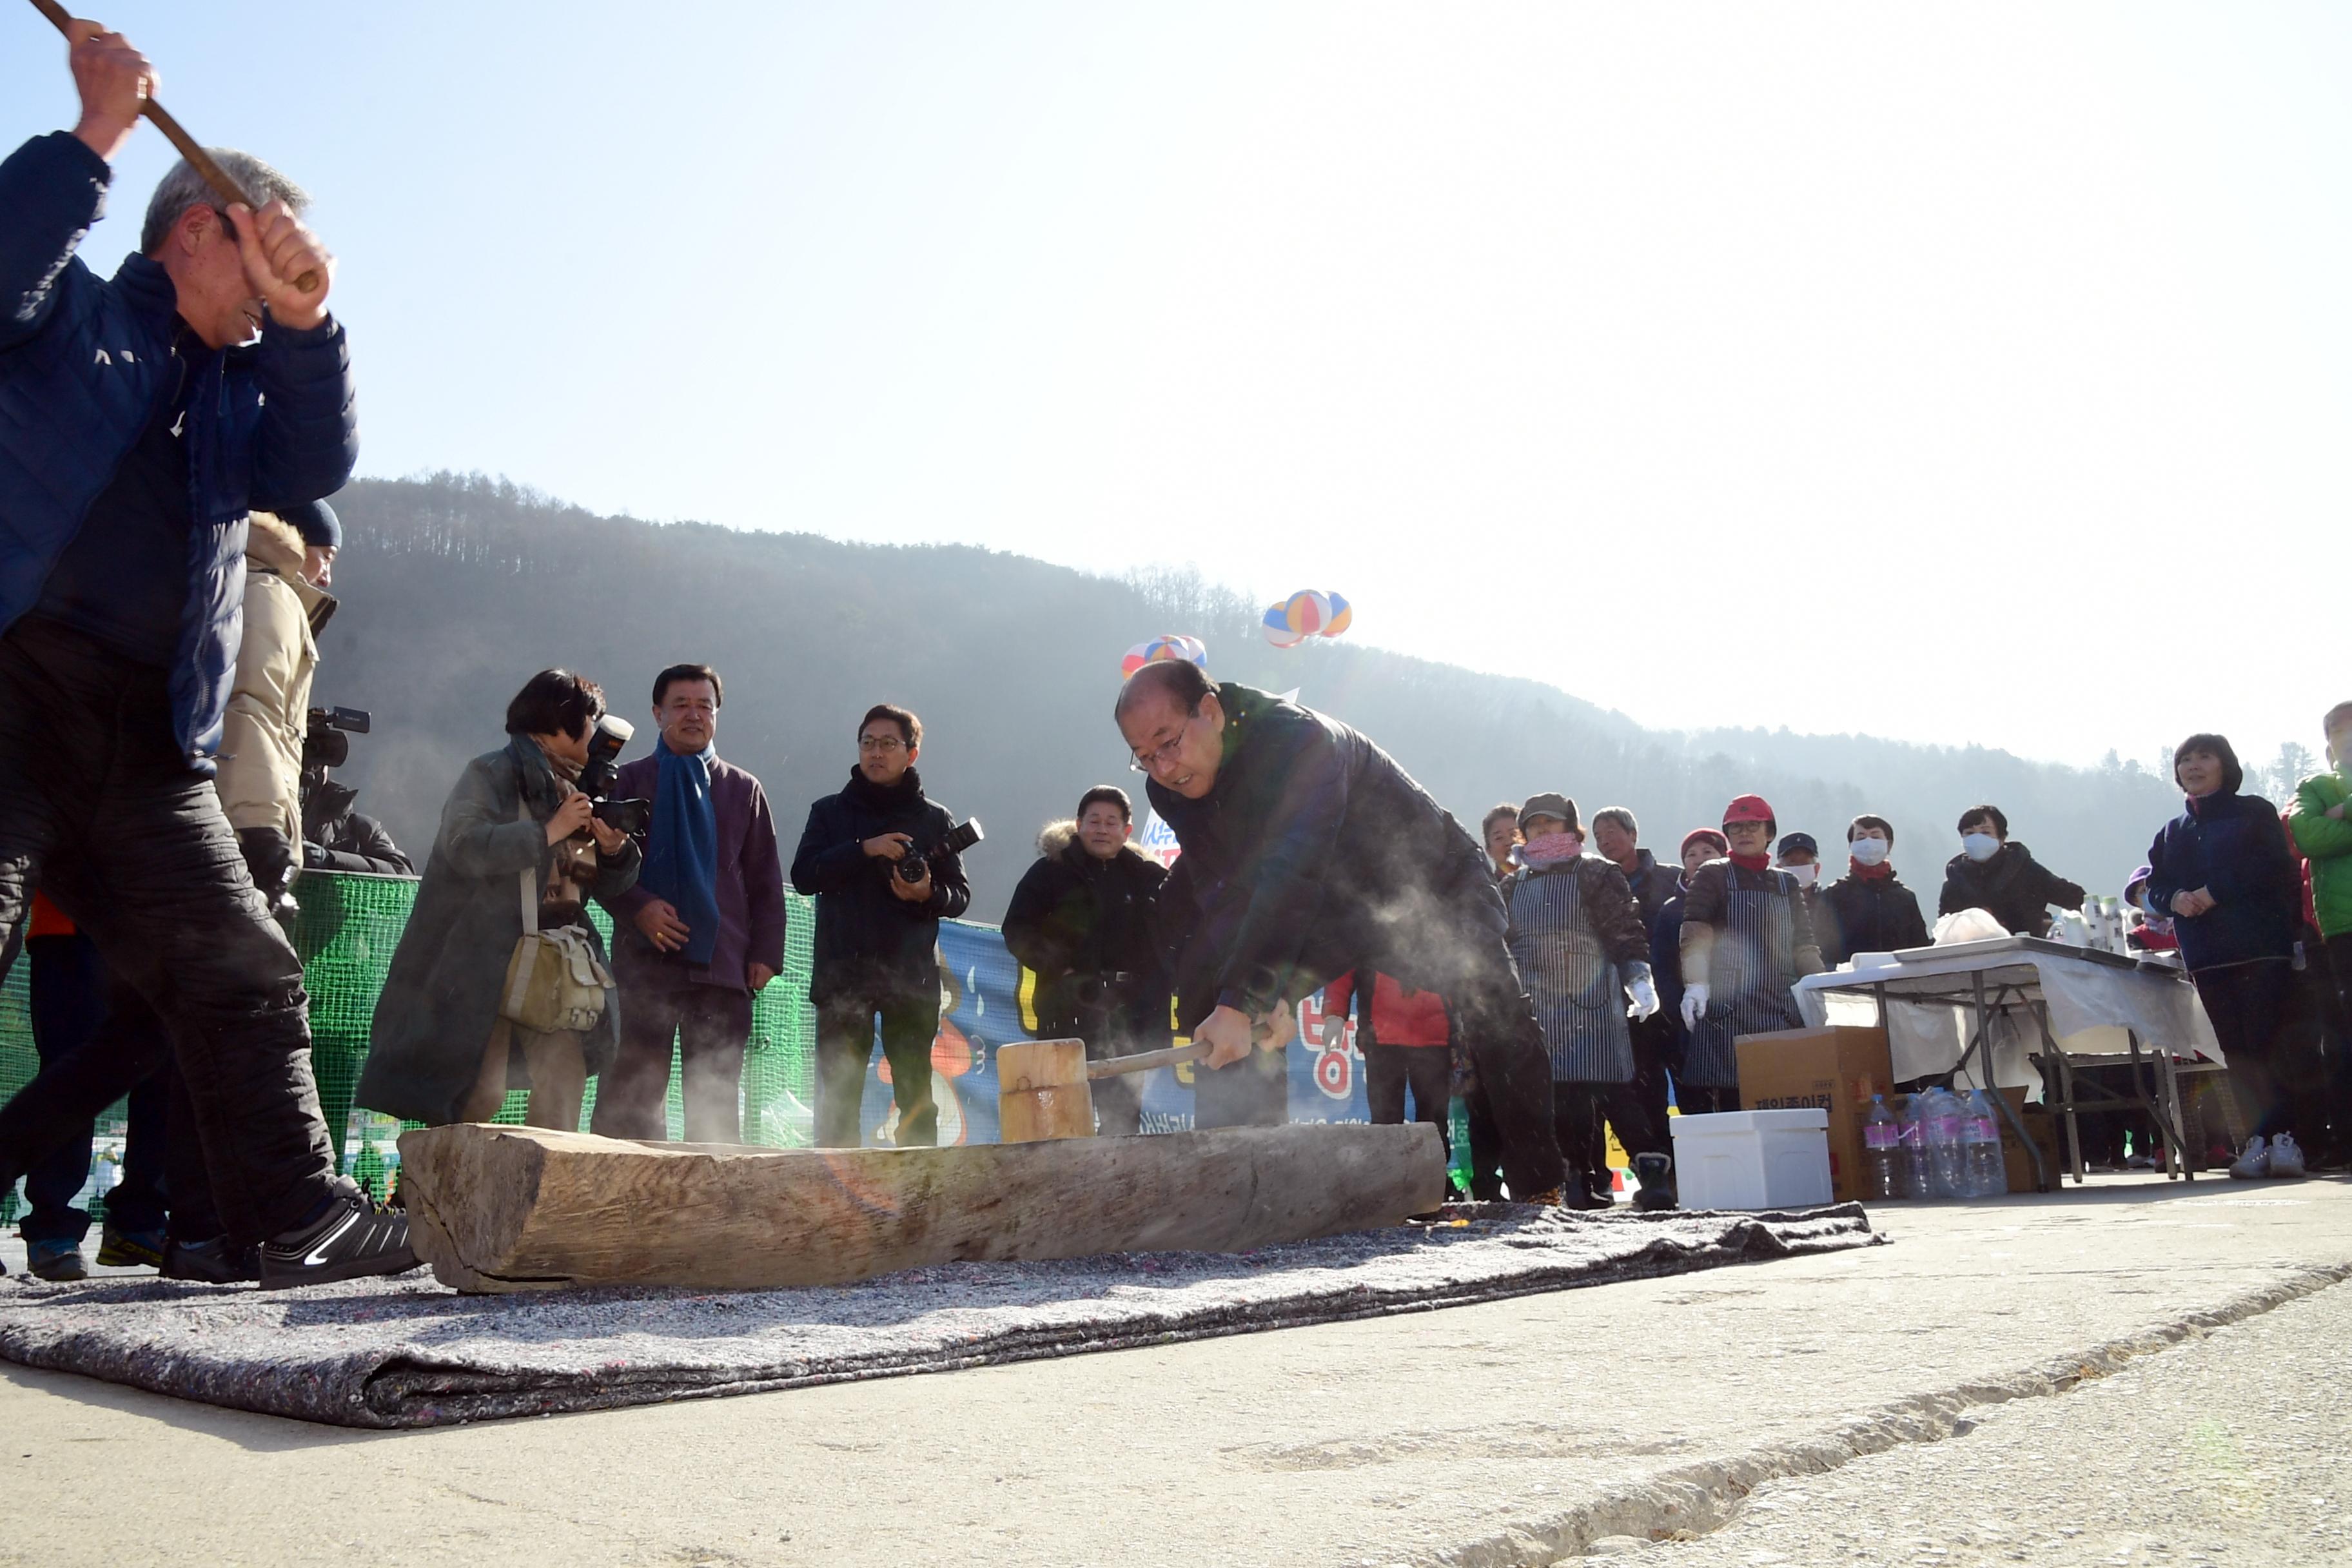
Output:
[1262, 590, 1352, 649]
[1120, 634, 1208, 679]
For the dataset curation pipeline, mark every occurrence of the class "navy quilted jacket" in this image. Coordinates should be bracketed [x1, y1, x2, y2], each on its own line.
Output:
[1, 132, 357, 767]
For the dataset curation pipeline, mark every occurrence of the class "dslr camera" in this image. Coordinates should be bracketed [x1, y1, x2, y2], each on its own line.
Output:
[577, 714, 653, 836]
[302, 704, 370, 772]
[894, 818, 985, 884]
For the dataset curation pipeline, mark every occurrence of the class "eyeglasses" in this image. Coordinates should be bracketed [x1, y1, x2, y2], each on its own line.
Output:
[858, 734, 906, 753]
[1126, 712, 1198, 774]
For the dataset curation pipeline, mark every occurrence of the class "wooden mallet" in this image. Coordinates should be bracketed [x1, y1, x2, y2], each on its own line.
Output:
[28, 0, 321, 294]
[998, 1039, 1212, 1142]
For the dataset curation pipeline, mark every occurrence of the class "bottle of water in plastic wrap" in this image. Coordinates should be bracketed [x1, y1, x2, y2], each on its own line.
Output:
[1862, 1095, 1901, 1200]
[1923, 1086, 1967, 1198]
[1896, 1093, 1930, 1199]
[1961, 1088, 2007, 1197]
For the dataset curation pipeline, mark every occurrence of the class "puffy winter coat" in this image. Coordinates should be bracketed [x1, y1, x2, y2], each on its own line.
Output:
[2144, 790, 2301, 972]
[0, 133, 357, 766]
[790, 767, 972, 1000]
[1321, 968, 1450, 1048]
[1937, 842, 2084, 939]
[1001, 822, 1171, 1047]
[2288, 770, 2352, 940]
[216, 511, 331, 839]
[1146, 683, 1499, 1019]
[1816, 871, 1931, 965]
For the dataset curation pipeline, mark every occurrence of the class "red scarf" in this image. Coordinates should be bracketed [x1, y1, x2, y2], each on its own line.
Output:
[1848, 857, 1895, 882]
[1729, 850, 1770, 872]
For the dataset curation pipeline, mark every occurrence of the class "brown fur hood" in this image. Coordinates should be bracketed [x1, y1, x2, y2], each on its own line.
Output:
[1036, 819, 1159, 870]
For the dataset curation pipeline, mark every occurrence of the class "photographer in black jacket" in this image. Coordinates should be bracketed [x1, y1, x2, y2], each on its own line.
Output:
[1003, 785, 1171, 1137]
[790, 704, 973, 1147]
[1115, 663, 1566, 1200]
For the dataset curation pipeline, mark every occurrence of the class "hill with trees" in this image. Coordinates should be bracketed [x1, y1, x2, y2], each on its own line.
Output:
[317, 474, 2183, 917]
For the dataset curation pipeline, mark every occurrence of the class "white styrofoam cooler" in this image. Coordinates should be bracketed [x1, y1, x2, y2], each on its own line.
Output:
[1669, 1109, 1834, 1211]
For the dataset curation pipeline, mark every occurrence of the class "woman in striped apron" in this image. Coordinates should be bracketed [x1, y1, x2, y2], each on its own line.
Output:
[1504, 794, 1670, 1210]
[1675, 794, 1826, 1113]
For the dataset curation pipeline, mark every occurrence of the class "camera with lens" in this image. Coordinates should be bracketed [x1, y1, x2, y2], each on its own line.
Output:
[576, 714, 653, 836]
[894, 817, 984, 883]
[301, 704, 370, 772]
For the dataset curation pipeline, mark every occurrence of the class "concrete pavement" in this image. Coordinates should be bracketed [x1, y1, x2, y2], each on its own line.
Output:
[3, 1174, 2349, 1567]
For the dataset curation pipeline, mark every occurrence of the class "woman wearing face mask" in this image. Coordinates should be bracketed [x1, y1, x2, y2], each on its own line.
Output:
[1676, 796, 1825, 1113]
[2146, 733, 2306, 1179]
[1937, 804, 2086, 939]
[1815, 816, 1930, 967]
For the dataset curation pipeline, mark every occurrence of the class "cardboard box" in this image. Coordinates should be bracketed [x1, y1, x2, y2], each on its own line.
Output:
[1997, 1086, 2064, 1193]
[1733, 1026, 1896, 1204]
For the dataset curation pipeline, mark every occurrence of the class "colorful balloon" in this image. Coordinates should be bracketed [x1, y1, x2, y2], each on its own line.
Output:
[1320, 593, 1351, 637]
[1121, 634, 1210, 678]
[1262, 605, 1307, 649]
[1281, 590, 1332, 636]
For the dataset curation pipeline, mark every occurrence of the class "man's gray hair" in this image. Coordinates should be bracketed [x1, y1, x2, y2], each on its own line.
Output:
[140, 150, 309, 256]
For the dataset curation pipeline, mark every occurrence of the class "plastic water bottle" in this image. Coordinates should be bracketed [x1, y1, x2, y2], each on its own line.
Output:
[1923, 1087, 1967, 1199]
[1861, 1095, 1901, 1200]
[1961, 1088, 2006, 1197]
[1896, 1093, 1930, 1200]
[1446, 1095, 1475, 1197]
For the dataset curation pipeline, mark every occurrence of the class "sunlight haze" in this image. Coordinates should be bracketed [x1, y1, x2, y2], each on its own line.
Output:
[8, 1, 2344, 772]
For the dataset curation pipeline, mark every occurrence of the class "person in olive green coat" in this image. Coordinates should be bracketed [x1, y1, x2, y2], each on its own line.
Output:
[358, 671, 639, 1129]
[2288, 701, 2352, 1015]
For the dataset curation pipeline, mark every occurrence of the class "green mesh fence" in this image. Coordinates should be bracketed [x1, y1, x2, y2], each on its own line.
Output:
[2, 871, 821, 1223]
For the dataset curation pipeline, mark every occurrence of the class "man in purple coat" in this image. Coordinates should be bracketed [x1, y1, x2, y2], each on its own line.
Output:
[593, 664, 787, 1143]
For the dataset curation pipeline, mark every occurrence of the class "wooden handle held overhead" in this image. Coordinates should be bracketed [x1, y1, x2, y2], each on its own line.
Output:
[28, 0, 321, 293]
[1085, 1042, 1212, 1081]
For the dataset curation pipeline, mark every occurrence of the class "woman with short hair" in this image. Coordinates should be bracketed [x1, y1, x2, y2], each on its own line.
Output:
[2146, 732, 2305, 1178]
[358, 669, 640, 1131]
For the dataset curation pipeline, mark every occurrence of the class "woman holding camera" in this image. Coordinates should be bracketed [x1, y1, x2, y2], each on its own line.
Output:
[359, 669, 640, 1131]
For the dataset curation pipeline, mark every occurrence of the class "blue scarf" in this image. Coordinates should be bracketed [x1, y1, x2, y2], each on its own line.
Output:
[642, 738, 721, 965]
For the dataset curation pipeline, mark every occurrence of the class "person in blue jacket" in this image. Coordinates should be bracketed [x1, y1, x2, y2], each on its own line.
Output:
[0, 24, 409, 1285]
[2145, 732, 2306, 1180]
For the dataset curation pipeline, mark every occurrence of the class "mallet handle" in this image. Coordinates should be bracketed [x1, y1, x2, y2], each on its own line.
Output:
[1086, 1043, 1211, 1081]
[27, 0, 321, 292]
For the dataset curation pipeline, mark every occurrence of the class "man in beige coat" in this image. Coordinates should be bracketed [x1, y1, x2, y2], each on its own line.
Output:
[217, 499, 340, 913]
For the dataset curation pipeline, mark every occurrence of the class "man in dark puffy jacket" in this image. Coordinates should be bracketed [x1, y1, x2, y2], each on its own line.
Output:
[1817, 814, 1930, 965]
[301, 770, 414, 876]
[1001, 785, 1170, 1137]
[790, 704, 972, 1148]
[0, 27, 409, 1286]
[1115, 662, 1566, 1201]
[1937, 804, 2086, 939]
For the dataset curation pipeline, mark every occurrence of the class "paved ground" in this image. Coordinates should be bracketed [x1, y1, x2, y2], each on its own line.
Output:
[1633, 1276, 2352, 1567]
[3, 1174, 2349, 1567]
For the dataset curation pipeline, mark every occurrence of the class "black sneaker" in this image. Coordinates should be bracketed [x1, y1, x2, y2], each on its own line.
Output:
[257, 1181, 418, 1290]
[26, 1238, 88, 1282]
[161, 1234, 262, 1284]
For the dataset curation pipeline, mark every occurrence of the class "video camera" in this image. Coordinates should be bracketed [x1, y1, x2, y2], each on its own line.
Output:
[302, 705, 370, 771]
[577, 714, 652, 836]
[894, 818, 984, 884]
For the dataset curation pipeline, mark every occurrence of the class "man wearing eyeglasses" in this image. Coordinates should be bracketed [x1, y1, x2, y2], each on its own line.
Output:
[1115, 662, 1568, 1202]
[790, 703, 972, 1147]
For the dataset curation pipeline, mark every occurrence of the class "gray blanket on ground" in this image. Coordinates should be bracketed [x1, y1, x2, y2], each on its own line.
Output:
[0, 1202, 1876, 1429]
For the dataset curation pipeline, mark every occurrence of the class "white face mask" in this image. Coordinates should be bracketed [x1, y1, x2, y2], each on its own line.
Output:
[1849, 836, 1891, 867]
[1783, 862, 1819, 888]
[1962, 832, 2001, 863]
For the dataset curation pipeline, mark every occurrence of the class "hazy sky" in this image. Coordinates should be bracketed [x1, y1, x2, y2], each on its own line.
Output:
[10, 3, 2346, 772]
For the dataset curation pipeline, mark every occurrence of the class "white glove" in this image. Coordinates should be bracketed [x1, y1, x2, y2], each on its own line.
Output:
[1321, 1017, 1345, 1051]
[1680, 983, 1710, 1030]
[1626, 975, 1660, 1021]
